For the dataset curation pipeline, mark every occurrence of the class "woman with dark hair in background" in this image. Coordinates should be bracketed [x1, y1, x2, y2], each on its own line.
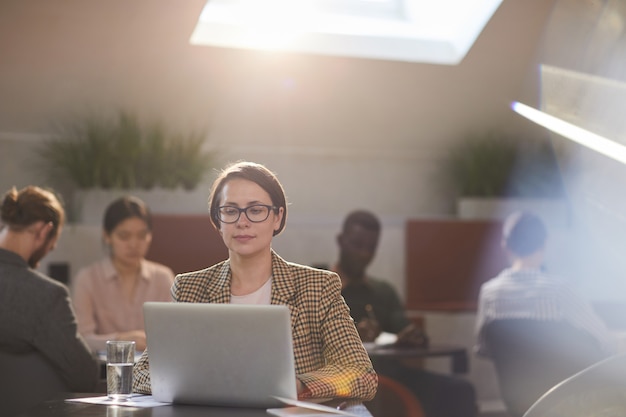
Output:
[72, 196, 174, 352]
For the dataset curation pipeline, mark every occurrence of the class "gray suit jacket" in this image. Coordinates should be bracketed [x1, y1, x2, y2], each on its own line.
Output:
[0, 247, 99, 391]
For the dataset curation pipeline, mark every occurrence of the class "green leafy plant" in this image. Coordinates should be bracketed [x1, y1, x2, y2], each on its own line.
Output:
[38, 110, 216, 190]
[446, 132, 565, 198]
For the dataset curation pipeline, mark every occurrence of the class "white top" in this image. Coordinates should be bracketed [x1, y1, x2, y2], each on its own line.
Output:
[230, 277, 272, 304]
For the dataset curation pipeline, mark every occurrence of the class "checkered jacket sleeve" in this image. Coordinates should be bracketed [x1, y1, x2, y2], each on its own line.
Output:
[133, 250, 378, 400]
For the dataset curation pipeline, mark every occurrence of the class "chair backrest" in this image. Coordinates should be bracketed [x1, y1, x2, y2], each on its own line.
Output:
[365, 374, 426, 417]
[484, 319, 606, 417]
[0, 350, 69, 417]
[523, 353, 626, 417]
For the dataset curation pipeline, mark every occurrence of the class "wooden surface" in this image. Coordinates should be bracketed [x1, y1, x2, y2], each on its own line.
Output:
[365, 344, 469, 374]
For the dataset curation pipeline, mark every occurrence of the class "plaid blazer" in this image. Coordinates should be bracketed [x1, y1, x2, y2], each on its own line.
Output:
[133, 250, 377, 400]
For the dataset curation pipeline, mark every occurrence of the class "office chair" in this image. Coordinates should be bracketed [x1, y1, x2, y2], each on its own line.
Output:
[0, 350, 69, 417]
[483, 319, 606, 417]
[365, 374, 426, 417]
[523, 353, 626, 417]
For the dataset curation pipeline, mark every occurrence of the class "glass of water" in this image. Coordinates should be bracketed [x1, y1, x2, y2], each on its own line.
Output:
[106, 340, 135, 401]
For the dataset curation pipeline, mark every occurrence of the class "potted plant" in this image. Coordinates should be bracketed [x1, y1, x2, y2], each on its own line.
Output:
[37, 109, 218, 223]
[445, 132, 568, 222]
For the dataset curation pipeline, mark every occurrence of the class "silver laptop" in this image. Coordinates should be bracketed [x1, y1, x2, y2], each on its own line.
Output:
[143, 302, 298, 408]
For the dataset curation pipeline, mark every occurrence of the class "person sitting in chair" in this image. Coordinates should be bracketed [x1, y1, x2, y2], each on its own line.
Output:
[332, 210, 477, 417]
[72, 196, 174, 352]
[475, 210, 617, 416]
[0, 186, 99, 416]
[475, 210, 617, 358]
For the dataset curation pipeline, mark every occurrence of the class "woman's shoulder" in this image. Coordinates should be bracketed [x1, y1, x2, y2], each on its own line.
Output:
[278, 259, 341, 293]
[141, 259, 175, 279]
[172, 260, 229, 302]
[281, 258, 336, 280]
[73, 258, 110, 282]
[174, 260, 228, 284]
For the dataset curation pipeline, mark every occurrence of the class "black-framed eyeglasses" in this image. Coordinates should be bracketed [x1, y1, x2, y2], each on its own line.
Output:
[217, 204, 277, 224]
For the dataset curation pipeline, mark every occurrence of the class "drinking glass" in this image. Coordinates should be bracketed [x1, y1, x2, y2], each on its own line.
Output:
[106, 340, 135, 401]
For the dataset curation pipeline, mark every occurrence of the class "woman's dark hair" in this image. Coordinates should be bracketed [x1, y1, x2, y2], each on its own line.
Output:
[103, 196, 152, 234]
[0, 186, 65, 237]
[208, 161, 287, 236]
[502, 210, 547, 257]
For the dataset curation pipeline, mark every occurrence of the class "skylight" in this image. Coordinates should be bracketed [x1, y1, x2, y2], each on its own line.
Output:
[189, 0, 504, 64]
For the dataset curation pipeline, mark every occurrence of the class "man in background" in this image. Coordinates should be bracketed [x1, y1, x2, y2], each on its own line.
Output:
[475, 210, 617, 357]
[332, 210, 477, 417]
[474, 210, 617, 416]
[0, 186, 99, 416]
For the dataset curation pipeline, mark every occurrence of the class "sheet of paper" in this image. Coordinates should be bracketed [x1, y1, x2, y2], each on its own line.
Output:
[272, 397, 359, 417]
[268, 406, 347, 417]
[363, 332, 398, 351]
[65, 395, 170, 408]
[375, 332, 398, 346]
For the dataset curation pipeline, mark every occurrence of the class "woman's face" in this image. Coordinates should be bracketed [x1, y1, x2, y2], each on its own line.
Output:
[104, 216, 152, 266]
[217, 178, 283, 258]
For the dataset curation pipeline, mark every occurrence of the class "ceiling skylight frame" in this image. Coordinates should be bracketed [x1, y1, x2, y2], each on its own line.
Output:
[189, 0, 504, 65]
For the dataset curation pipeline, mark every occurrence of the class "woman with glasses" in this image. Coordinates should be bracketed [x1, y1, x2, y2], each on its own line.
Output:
[133, 161, 377, 401]
[72, 196, 174, 353]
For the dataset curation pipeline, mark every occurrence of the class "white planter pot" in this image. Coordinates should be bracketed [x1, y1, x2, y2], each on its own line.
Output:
[457, 197, 571, 228]
[74, 188, 211, 225]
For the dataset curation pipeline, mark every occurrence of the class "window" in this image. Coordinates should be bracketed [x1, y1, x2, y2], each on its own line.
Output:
[189, 0, 504, 64]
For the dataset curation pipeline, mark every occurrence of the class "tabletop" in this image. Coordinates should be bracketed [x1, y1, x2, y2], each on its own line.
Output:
[364, 343, 469, 374]
[17, 393, 373, 417]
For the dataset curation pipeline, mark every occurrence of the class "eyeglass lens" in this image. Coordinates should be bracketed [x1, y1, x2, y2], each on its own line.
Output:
[218, 205, 272, 223]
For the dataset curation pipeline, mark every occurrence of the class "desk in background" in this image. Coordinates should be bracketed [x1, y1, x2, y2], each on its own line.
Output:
[364, 343, 469, 374]
[19, 394, 373, 417]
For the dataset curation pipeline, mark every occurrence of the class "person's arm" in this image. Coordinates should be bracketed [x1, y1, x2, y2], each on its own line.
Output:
[132, 271, 178, 394]
[72, 268, 121, 352]
[296, 273, 377, 401]
[474, 285, 490, 357]
[133, 348, 152, 394]
[370, 281, 428, 346]
[373, 281, 411, 334]
[34, 283, 99, 392]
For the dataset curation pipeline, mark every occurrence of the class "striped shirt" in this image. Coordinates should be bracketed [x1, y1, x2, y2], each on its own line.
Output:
[475, 267, 617, 357]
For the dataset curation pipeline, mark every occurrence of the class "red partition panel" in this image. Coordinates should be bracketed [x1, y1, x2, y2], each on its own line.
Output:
[146, 214, 229, 275]
[405, 219, 508, 312]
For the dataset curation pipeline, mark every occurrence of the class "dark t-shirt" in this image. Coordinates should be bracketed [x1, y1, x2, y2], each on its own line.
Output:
[341, 278, 410, 334]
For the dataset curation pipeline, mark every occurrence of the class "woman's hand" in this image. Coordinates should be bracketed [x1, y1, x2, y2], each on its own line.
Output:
[116, 330, 147, 351]
[296, 378, 312, 399]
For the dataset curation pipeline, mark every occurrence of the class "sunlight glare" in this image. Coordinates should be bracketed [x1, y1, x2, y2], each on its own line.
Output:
[512, 101, 626, 166]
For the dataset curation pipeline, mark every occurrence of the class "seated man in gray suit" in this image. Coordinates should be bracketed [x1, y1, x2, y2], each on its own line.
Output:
[0, 186, 99, 416]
